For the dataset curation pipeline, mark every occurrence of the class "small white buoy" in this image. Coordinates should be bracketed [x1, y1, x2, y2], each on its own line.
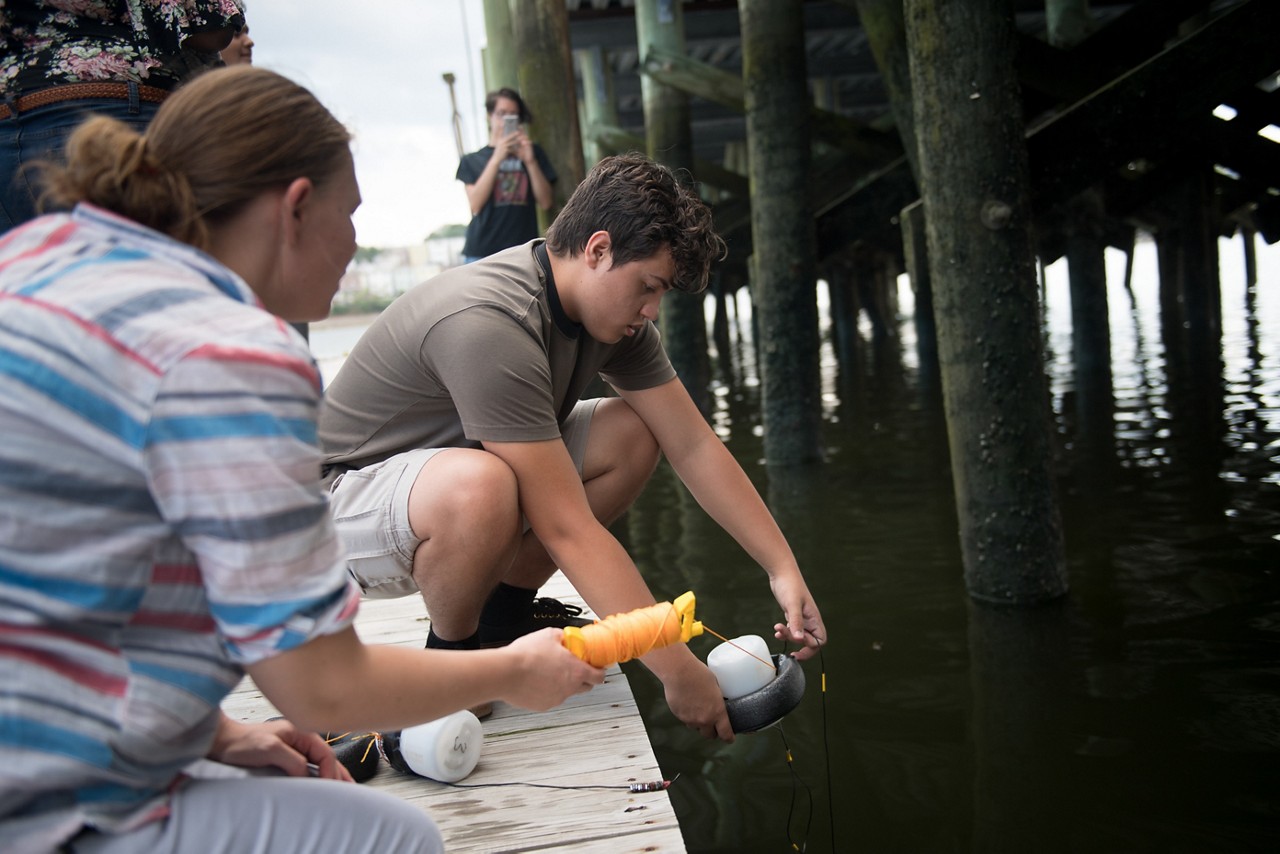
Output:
[393, 709, 483, 782]
[707, 634, 777, 699]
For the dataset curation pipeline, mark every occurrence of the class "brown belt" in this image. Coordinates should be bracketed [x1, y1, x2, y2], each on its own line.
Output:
[0, 82, 170, 120]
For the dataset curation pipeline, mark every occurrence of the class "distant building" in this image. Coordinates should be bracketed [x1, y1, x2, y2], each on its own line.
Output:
[335, 225, 466, 310]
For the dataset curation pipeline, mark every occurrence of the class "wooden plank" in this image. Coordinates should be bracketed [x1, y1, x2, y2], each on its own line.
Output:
[221, 573, 686, 853]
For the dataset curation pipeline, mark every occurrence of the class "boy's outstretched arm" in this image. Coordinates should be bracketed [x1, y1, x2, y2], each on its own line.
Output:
[620, 379, 829, 660]
[484, 436, 736, 742]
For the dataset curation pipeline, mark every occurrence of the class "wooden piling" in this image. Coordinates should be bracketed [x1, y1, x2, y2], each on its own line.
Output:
[480, 0, 518, 92]
[901, 200, 939, 399]
[852, 0, 921, 181]
[513, 0, 584, 229]
[575, 45, 617, 168]
[709, 270, 737, 386]
[1049, 2, 1114, 464]
[1065, 189, 1115, 463]
[636, 0, 712, 417]
[741, 0, 824, 465]
[1045, 0, 1095, 47]
[820, 257, 861, 394]
[904, 0, 1067, 604]
[1242, 225, 1258, 290]
[1176, 171, 1224, 359]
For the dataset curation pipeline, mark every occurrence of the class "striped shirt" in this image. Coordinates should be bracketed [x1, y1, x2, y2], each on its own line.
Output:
[0, 205, 360, 852]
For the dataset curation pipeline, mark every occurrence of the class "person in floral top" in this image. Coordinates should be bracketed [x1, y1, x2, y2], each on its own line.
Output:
[0, 0, 245, 231]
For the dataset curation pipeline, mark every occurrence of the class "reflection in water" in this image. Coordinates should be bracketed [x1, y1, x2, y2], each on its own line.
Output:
[617, 235, 1280, 853]
[308, 235, 1277, 853]
[967, 600, 1071, 854]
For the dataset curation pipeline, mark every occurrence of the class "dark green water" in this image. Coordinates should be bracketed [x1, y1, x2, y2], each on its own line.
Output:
[615, 237, 1280, 853]
[310, 236, 1277, 852]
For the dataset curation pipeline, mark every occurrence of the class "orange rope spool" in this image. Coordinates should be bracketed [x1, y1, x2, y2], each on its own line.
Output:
[562, 591, 703, 667]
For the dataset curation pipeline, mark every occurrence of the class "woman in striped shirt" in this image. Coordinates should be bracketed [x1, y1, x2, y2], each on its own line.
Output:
[0, 65, 602, 854]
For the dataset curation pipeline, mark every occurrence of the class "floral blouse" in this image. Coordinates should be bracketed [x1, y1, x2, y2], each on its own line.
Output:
[0, 0, 245, 96]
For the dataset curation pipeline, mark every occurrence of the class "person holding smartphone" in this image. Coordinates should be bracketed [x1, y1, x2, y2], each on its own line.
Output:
[456, 87, 556, 262]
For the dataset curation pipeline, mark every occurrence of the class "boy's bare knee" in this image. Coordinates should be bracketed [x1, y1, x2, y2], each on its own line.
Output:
[409, 450, 520, 538]
[441, 452, 518, 524]
[619, 407, 660, 478]
[593, 398, 659, 475]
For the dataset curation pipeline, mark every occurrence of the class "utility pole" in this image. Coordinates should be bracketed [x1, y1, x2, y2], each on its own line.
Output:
[443, 72, 464, 158]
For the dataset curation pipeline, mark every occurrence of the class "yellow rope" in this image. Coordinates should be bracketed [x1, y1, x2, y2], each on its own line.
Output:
[562, 591, 703, 667]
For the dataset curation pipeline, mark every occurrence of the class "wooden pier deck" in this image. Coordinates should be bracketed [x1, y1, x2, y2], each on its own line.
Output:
[221, 572, 686, 853]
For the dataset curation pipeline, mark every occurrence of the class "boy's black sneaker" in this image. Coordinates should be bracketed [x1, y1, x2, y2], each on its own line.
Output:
[478, 596, 591, 647]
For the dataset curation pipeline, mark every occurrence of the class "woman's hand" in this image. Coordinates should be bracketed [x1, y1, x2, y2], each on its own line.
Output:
[501, 628, 606, 710]
[208, 714, 353, 782]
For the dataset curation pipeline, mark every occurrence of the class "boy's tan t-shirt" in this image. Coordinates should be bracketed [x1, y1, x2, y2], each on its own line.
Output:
[319, 240, 676, 470]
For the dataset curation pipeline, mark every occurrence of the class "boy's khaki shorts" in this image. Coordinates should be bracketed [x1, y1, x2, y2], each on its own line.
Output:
[327, 399, 600, 599]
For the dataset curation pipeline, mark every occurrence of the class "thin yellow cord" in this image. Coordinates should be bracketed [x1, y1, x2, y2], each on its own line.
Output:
[701, 626, 776, 668]
[325, 731, 380, 764]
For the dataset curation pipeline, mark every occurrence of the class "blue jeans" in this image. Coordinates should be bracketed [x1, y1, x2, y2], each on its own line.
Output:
[0, 91, 160, 232]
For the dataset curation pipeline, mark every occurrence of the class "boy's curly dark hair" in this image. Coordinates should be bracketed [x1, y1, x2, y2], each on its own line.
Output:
[545, 152, 726, 294]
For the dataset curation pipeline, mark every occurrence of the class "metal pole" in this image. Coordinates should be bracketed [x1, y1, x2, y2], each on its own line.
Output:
[442, 72, 464, 159]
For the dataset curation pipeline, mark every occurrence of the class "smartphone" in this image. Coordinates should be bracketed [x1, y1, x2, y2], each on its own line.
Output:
[502, 114, 519, 137]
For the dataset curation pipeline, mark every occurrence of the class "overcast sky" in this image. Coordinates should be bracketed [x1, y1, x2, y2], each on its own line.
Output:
[248, 1, 491, 247]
